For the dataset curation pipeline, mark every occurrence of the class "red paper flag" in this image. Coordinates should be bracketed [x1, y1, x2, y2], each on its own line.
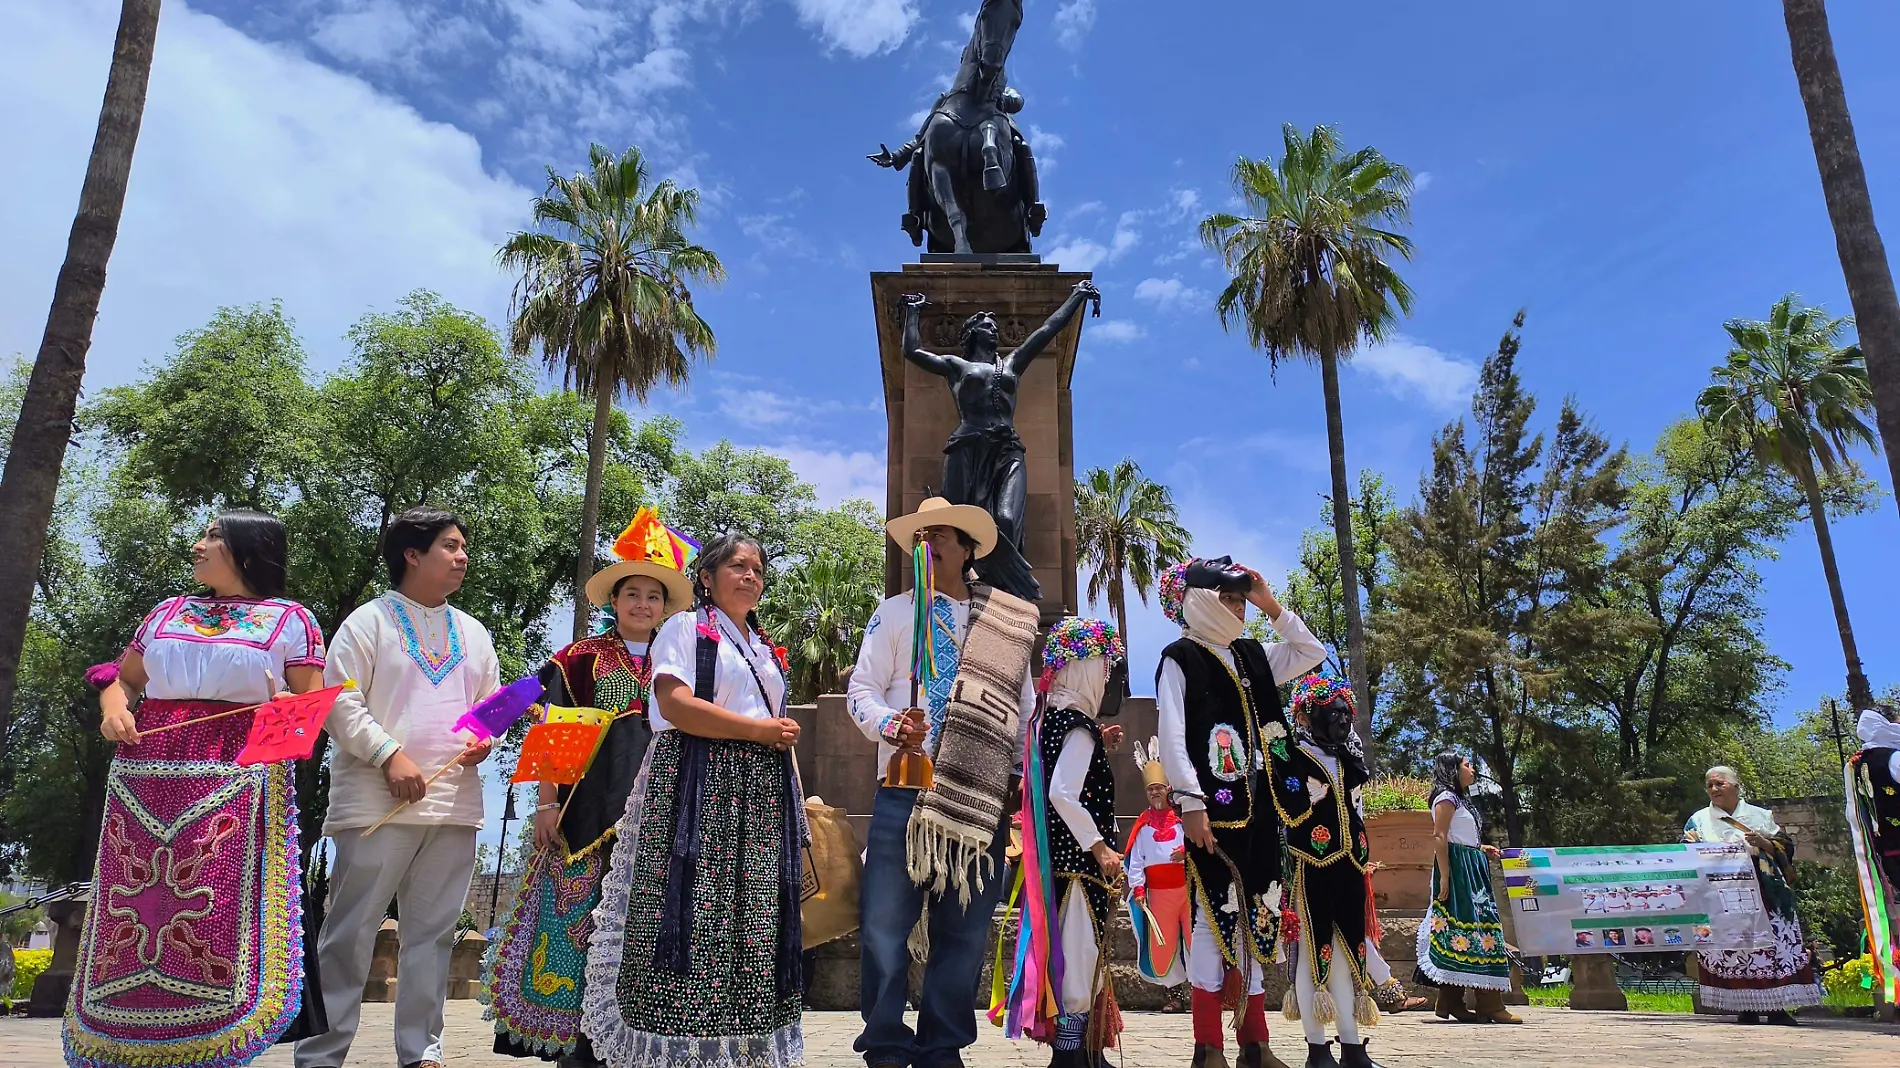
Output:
[511, 722, 607, 785]
[236, 683, 351, 766]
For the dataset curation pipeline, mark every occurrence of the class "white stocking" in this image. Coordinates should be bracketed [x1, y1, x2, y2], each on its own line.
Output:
[1293, 933, 1363, 1046]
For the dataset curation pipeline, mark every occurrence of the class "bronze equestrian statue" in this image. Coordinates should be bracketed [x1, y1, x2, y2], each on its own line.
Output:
[868, 0, 1045, 254]
[899, 280, 1100, 601]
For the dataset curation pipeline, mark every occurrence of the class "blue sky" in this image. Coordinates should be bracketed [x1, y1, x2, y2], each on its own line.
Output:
[5, 1, 1899, 846]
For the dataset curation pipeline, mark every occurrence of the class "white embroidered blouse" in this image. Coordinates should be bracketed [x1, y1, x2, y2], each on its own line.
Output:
[132, 595, 327, 703]
[649, 608, 787, 732]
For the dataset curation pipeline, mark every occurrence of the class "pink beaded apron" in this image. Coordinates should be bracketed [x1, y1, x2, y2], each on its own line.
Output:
[63, 698, 303, 1068]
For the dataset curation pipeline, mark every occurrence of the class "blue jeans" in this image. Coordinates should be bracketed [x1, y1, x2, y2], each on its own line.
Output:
[855, 786, 1009, 1068]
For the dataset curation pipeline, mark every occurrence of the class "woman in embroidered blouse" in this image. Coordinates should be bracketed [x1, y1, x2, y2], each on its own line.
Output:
[1418, 751, 1515, 1025]
[580, 533, 808, 1068]
[68, 510, 329, 1068]
[488, 512, 695, 1066]
[1682, 766, 1824, 1024]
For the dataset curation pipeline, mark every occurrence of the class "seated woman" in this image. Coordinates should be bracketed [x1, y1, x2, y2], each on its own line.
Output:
[1682, 766, 1824, 1024]
[580, 533, 807, 1068]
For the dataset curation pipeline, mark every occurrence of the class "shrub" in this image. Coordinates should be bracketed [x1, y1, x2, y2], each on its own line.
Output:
[1362, 775, 1433, 815]
[8, 948, 52, 1008]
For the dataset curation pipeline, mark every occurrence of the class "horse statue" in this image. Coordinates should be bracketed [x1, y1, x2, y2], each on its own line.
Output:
[867, 0, 1045, 255]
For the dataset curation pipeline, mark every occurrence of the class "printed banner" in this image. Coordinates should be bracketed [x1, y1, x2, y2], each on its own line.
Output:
[1501, 843, 1773, 956]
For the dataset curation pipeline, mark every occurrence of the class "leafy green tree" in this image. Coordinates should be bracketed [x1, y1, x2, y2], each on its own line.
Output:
[1074, 459, 1190, 645]
[1570, 419, 1803, 773]
[1697, 294, 1880, 710]
[500, 144, 725, 641]
[663, 442, 818, 563]
[761, 554, 880, 702]
[1381, 313, 1629, 843]
[1200, 123, 1417, 750]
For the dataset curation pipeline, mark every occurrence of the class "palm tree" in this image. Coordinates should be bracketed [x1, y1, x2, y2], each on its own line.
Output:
[1199, 123, 1416, 749]
[760, 555, 879, 701]
[0, 0, 162, 755]
[1074, 459, 1190, 645]
[500, 144, 725, 641]
[1781, 0, 1900, 518]
[1697, 294, 1877, 710]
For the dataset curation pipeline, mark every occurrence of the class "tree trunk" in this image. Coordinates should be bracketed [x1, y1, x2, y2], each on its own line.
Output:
[572, 382, 614, 641]
[0, 0, 162, 758]
[1110, 571, 1128, 653]
[1318, 352, 1373, 761]
[1783, 0, 1900, 518]
[1797, 456, 1874, 709]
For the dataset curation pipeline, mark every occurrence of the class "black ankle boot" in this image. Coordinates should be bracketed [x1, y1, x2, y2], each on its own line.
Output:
[1337, 1040, 1384, 1068]
[1303, 1041, 1338, 1068]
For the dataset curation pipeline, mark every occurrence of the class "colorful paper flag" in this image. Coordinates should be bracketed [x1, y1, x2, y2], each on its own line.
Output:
[511, 722, 608, 785]
[236, 683, 352, 766]
[541, 704, 613, 728]
[454, 676, 544, 740]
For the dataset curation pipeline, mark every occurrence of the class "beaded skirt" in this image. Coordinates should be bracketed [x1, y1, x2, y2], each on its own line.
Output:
[64, 698, 303, 1068]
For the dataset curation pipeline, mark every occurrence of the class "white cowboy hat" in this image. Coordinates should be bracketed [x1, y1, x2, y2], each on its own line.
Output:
[584, 509, 696, 613]
[885, 497, 997, 559]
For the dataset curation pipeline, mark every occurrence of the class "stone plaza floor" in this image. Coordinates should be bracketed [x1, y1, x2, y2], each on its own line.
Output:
[7, 1004, 1899, 1068]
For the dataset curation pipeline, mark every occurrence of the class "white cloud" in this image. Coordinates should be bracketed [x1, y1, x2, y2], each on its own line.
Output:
[1028, 124, 1065, 152]
[1044, 237, 1109, 271]
[1090, 320, 1146, 344]
[1354, 336, 1479, 412]
[1054, 0, 1096, 51]
[1415, 170, 1435, 192]
[768, 446, 887, 507]
[616, 46, 694, 97]
[311, 1, 420, 66]
[1132, 276, 1208, 311]
[1166, 188, 1202, 221]
[0, 0, 528, 383]
[792, 0, 921, 57]
[1068, 200, 1104, 219]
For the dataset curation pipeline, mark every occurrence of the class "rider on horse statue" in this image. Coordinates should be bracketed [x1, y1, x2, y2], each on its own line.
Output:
[871, 85, 1046, 250]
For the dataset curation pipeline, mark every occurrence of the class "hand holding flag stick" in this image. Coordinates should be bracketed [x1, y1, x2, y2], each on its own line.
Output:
[362, 676, 543, 836]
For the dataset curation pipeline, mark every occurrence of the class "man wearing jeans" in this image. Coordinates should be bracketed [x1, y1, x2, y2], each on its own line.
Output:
[847, 498, 1038, 1068]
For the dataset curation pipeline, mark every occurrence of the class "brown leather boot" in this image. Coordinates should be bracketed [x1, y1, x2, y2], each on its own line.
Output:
[1191, 1045, 1232, 1068]
[1474, 989, 1523, 1024]
[1434, 985, 1477, 1022]
[1238, 1042, 1294, 1068]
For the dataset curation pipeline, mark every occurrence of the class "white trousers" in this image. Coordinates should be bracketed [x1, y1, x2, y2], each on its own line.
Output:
[1294, 932, 1363, 1047]
[1187, 899, 1265, 995]
[294, 823, 477, 1068]
[1058, 882, 1099, 1014]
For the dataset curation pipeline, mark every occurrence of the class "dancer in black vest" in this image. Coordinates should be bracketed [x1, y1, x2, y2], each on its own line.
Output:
[1154, 558, 1326, 1068]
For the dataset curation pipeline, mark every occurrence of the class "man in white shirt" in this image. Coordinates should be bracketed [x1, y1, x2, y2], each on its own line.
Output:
[846, 499, 1037, 1068]
[1154, 556, 1325, 1068]
[296, 508, 501, 1068]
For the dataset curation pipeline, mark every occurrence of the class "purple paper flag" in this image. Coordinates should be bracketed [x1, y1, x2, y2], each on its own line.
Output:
[452, 675, 544, 740]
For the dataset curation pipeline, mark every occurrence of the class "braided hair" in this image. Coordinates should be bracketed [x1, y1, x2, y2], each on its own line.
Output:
[693, 532, 772, 645]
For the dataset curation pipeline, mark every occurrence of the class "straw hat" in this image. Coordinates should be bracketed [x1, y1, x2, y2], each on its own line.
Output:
[584, 508, 697, 613]
[884, 497, 998, 558]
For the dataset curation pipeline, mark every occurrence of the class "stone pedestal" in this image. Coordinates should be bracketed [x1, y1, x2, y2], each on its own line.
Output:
[447, 931, 487, 999]
[1568, 954, 1626, 1011]
[871, 261, 1090, 626]
[26, 898, 87, 1018]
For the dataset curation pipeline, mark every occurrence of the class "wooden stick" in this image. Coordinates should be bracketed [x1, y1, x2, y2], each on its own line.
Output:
[362, 758, 464, 836]
[135, 700, 266, 738]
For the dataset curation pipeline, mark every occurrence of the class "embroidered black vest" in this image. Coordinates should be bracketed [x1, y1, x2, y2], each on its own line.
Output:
[1040, 705, 1118, 928]
[1854, 746, 1900, 882]
[1270, 739, 1371, 871]
[1157, 637, 1289, 829]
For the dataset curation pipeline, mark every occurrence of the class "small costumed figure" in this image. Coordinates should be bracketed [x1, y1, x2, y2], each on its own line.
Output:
[1155, 557, 1327, 1068]
[1269, 672, 1383, 1068]
[1007, 617, 1130, 1067]
[1127, 738, 1193, 987]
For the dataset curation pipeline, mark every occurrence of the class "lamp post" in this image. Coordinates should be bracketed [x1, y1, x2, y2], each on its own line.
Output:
[489, 785, 516, 929]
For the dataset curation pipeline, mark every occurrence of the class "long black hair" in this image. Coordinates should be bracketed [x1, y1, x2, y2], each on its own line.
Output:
[214, 509, 288, 599]
[1431, 749, 1480, 833]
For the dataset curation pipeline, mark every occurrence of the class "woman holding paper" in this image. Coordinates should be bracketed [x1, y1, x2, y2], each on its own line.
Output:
[581, 532, 807, 1068]
[487, 510, 695, 1066]
[68, 509, 331, 1068]
[1682, 766, 1824, 1024]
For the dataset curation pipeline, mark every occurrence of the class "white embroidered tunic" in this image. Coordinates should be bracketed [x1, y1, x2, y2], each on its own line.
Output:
[132, 595, 327, 702]
[321, 590, 501, 831]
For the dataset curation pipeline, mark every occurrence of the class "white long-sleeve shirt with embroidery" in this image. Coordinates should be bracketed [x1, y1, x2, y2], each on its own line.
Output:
[1049, 728, 1107, 851]
[1124, 818, 1186, 894]
[322, 591, 501, 831]
[1155, 608, 1325, 813]
[846, 591, 1037, 783]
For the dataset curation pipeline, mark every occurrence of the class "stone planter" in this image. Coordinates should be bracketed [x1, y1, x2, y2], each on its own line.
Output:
[1366, 810, 1435, 911]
